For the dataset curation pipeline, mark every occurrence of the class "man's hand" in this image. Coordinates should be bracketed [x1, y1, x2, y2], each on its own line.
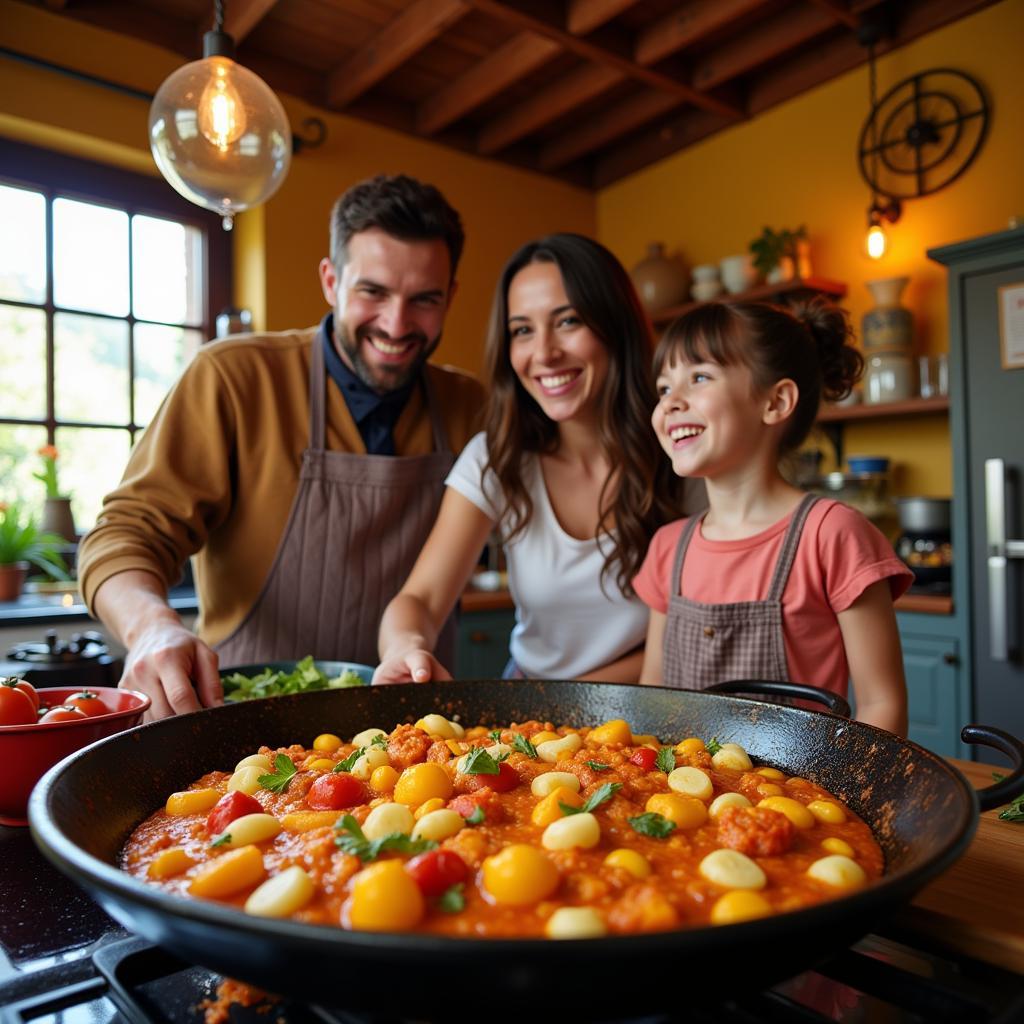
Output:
[371, 650, 452, 686]
[120, 620, 222, 721]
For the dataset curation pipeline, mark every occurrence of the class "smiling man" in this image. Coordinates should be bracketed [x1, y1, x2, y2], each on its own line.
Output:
[77, 175, 485, 720]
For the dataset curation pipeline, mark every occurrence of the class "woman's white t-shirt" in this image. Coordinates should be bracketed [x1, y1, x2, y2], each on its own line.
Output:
[445, 432, 649, 679]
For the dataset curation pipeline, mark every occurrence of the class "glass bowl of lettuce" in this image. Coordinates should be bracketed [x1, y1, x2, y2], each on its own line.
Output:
[220, 656, 372, 702]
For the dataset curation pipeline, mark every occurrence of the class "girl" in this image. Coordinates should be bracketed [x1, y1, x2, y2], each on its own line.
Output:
[374, 233, 692, 684]
[635, 299, 912, 734]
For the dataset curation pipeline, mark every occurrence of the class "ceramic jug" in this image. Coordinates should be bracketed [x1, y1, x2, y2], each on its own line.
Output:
[862, 276, 913, 351]
[631, 243, 688, 313]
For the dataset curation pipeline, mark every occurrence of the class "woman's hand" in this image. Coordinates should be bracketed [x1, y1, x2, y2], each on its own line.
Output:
[372, 650, 453, 685]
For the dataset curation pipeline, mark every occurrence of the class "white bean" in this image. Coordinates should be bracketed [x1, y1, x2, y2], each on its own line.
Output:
[667, 766, 714, 800]
[351, 745, 390, 780]
[227, 766, 264, 795]
[244, 865, 315, 917]
[531, 772, 581, 797]
[411, 809, 464, 842]
[712, 743, 753, 771]
[235, 753, 272, 773]
[699, 849, 766, 890]
[807, 855, 867, 889]
[708, 792, 752, 818]
[486, 743, 512, 759]
[536, 733, 583, 764]
[545, 906, 606, 939]
[541, 812, 600, 850]
[362, 802, 414, 839]
[214, 813, 281, 847]
[351, 728, 387, 747]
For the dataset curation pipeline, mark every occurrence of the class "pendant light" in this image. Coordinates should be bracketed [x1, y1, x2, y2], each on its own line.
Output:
[149, 0, 292, 230]
[860, 37, 900, 260]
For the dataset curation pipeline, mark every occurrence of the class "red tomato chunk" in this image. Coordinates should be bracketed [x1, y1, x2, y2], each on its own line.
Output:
[405, 849, 469, 898]
[716, 805, 795, 857]
[206, 791, 263, 836]
[630, 748, 657, 772]
[306, 772, 368, 810]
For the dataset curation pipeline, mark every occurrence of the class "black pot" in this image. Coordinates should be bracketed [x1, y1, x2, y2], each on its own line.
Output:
[896, 497, 951, 533]
[3, 630, 123, 688]
[29, 679, 1023, 1016]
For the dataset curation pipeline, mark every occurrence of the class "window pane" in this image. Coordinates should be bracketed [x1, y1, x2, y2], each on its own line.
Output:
[54, 426, 131, 535]
[134, 323, 202, 425]
[0, 305, 47, 420]
[0, 185, 46, 304]
[133, 215, 203, 325]
[54, 311, 130, 424]
[0, 423, 48, 513]
[53, 198, 129, 316]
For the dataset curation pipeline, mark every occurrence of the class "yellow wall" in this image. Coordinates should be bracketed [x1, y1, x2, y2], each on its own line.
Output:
[597, 0, 1024, 498]
[0, 0, 594, 375]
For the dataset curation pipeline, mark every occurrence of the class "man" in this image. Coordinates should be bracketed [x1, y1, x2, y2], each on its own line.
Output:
[77, 175, 485, 719]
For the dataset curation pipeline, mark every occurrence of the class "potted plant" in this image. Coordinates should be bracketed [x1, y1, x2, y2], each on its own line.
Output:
[34, 444, 77, 543]
[0, 502, 69, 602]
[749, 225, 809, 284]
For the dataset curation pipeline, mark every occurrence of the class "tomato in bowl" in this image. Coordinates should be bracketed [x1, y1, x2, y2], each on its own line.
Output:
[0, 685, 150, 826]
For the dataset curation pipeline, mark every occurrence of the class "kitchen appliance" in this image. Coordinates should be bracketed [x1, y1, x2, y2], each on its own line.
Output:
[1, 629, 123, 688]
[28, 679, 1023, 1017]
[811, 470, 898, 539]
[896, 497, 953, 593]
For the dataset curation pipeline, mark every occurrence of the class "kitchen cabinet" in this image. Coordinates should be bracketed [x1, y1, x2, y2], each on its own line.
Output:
[899, 623, 968, 758]
[455, 607, 514, 679]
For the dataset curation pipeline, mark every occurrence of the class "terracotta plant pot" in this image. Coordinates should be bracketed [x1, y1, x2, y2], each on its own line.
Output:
[0, 561, 29, 602]
[41, 496, 77, 544]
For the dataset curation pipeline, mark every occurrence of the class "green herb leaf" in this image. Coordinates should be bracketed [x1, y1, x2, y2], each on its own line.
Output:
[370, 734, 388, 748]
[221, 654, 365, 702]
[333, 814, 437, 861]
[655, 747, 676, 773]
[210, 832, 232, 848]
[628, 812, 677, 838]
[465, 806, 485, 825]
[258, 753, 298, 793]
[705, 737, 723, 756]
[586, 760, 610, 772]
[333, 747, 365, 773]
[561, 782, 622, 816]
[512, 733, 537, 759]
[488, 729, 503, 743]
[437, 883, 465, 913]
[462, 747, 501, 775]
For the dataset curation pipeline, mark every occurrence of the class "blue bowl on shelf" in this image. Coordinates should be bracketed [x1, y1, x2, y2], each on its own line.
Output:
[847, 455, 890, 475]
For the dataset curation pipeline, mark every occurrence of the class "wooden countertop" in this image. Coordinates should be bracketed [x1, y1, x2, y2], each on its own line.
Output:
[896, 758, 1024, 972]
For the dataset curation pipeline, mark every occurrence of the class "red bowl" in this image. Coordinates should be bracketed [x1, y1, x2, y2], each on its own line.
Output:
[0, 686, 150, 826]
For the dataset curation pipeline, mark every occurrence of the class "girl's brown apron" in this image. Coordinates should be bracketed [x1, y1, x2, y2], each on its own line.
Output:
[661, 494, 819, 690]
[216, 338, 456, 669]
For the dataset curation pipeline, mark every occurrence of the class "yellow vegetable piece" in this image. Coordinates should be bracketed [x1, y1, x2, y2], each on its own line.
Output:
[807, 800, 847, 824]
[645, 792, 708, 829]
[413, 796, 445, 819]
[631, 733, 659, 747]
[757, 783, 784, 798]
[531, 730, 559, 745]
[587, 719, 633, 747]
[369, 765, 400, 794]
[481, 844, 559, 906]
[165, 788, 220, 816]
[758, 796, 815, 829]
[188, 844, 265, 899]
[306, 758, 335, 772]
[710, 890, 772, 924]
[531, 786, 582, 827]
[147, 847, 195, 879]
[313, 733, 343, 753]
[393, 762, 453, 805]
[281, 810, 342, 833]
[603, 848, 651, 880]
[821, 837, 855, 857]
[347, 860, 425, 931]
[675, 737, 705, 756]
[755, 767, 785, 780]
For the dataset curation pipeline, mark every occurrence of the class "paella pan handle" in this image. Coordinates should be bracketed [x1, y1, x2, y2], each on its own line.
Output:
[703, 679, 851, 719]
[960, 725, 1024, 810]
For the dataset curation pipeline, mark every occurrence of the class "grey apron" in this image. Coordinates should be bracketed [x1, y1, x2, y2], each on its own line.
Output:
[216, 337, 456, 669]
[661, 494, 819, 690]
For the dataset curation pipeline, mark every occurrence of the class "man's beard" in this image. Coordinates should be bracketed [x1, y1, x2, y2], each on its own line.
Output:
[335, 322, 441, 393]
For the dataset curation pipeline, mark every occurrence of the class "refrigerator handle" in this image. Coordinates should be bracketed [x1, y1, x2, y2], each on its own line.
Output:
[985, 459, 1024, 661]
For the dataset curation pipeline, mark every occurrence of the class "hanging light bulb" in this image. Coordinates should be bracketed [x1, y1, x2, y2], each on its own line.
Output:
[865, 222, 887, 260]
[149, 0, 291, 230]
[865, 199, 901, 260]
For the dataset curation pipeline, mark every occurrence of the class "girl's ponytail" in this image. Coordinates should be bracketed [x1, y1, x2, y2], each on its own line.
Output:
[791, 296, 863, 403]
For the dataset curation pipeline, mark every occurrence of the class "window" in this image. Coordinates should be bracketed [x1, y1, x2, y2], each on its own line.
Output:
[0, 140, 231, 531]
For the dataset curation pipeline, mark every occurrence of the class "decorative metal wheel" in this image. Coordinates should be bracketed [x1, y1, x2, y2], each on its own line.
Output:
[858, 68, 989, 200]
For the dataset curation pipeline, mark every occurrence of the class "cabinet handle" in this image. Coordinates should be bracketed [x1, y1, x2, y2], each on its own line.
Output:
[943, 652, 959, 666]
[985, 459, 1024, 661]
[470, 631, 490, 644]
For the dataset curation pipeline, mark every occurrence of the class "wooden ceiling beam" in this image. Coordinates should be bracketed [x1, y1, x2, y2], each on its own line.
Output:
[478, 62, 623, 154]
[691, 6, 836, 91]
[803, 0, 860, 29]
[539, 89, 682, 169]
[416, 31, 560, 134]
[463, 0, 741, 117]
[326, 0, 470, 109]
[634, 0, 769, 67]
[566, 0, 641, 35]
[224, 0, 281, 42]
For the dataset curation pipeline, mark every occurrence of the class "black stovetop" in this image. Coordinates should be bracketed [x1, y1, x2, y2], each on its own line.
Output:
[3, 824, 1023, 1024]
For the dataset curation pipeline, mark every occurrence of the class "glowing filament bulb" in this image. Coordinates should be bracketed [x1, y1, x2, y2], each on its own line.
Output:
[198, 62, 246, 151]
[866, 223, 887, 260]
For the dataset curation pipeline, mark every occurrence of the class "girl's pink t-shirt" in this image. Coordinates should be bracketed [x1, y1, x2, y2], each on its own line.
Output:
[633, 499, 913, 695]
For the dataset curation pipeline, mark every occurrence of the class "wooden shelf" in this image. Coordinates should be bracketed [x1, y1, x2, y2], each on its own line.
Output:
[818, 396, 949, 423]
[651, 276, 847, 327]
[895, 592, 953, 615]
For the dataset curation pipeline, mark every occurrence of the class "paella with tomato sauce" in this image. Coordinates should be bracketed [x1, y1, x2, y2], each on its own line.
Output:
[121, 714, 884, 938]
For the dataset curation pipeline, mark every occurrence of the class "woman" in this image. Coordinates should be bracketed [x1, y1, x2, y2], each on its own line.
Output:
[373, 233, 690, 684]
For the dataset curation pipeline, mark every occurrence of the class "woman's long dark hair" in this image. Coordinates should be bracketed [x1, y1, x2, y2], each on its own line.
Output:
[482, 233, 682, 596]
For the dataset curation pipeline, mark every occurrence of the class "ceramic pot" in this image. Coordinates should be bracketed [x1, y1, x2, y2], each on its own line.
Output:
[766, 256, 795, 285]
[691, 279, 723, 301]
[631, 243, 688, 313]
[41, 496, 76, 544]
[0, 562, 28, 602]
[864, 349, 913, 404]
[719, 253, 757, 294]
[862, 276, 913, 352]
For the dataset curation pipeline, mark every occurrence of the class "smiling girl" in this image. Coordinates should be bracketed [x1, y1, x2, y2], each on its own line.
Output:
[374, 234, 690, 684]
[635, 299, 913, 734]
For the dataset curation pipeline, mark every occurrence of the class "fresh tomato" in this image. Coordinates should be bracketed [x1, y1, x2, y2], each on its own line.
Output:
[448, 789, 505, 824]
[0, 681, 37, 726]
[630, 747, 657, 772]
[306, 771, 368, 810]
[206, 790, 263, 835]
[405, 849, 469, 898]
[465, 761, 520, 794]
[38, 705, 88, 724]
[63, 690, 109, 717]
[9, 679, 40, 712]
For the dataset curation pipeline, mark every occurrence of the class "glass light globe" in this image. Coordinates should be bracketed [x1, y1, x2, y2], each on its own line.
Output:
[150, 55, 292, 230]
[865, 223, 888, 260]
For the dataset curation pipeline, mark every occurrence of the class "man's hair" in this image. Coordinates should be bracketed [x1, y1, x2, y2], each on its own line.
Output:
[329, 174, 464, 278]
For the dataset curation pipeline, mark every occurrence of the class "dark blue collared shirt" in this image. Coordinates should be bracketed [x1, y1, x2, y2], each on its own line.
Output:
[319, 314, 416, 456]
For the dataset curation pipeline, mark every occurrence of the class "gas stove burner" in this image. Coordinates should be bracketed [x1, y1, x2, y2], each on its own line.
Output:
[2, 629, 123, 687]
[7, 629, 108, 664]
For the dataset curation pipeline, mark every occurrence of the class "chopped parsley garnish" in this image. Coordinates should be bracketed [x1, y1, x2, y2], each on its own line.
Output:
[993, 773, 1024, 823]
[512, 733, 537, 759]
[462, 747, 501, 775]
[370, 734, 388, 748]
[586, 760, 610, 772]
[561, 782, 622, 816]
[333, 815, 436, 862]
[655, 747, 676, 774]
[628, 812, 677, 838]
[488, 729, 503, 744]
[210, 832, 232, 848]
[465, 806, 486, 825]
[705, 737, 723, 756]
[258, 754, 297, 793]
[333, 747, 364, 773]
[437, 884, 465, 913]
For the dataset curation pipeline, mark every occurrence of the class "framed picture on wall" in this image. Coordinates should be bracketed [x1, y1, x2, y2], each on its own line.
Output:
[998, 282, 1024, 369]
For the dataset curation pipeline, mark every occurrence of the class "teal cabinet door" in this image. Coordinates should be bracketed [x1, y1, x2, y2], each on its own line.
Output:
[901, 632, 962, 757]
[455, 610, 515, 679]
